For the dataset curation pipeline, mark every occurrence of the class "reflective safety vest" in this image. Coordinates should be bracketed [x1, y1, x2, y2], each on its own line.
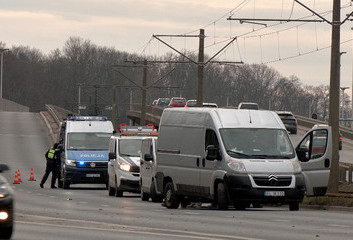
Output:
[47, 147, 59, 160]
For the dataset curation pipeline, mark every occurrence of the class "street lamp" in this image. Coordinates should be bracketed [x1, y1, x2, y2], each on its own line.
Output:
[0, 48, 9, 99]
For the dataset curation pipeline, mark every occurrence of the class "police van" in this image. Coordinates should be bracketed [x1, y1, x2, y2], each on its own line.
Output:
[107, 124, 157, 197]
[57, 116, 114, 189]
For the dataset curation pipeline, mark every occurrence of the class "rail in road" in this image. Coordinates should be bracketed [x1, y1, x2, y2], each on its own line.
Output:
[46, 104, 353, 185]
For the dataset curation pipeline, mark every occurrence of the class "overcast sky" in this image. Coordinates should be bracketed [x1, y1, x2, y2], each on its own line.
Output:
[2, 0, 353, 95]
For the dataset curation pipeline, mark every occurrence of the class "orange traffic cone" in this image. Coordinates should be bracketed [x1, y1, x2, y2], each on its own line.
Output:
[29, 168, 36, 181]
[13, 171, 20, 184]
[17, 169, 22, 182]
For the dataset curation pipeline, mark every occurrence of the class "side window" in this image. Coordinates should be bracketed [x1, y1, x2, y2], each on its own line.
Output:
[205, 129, 219, 150]
[311, 129, 327, 159]
[298, 129, 327, 160]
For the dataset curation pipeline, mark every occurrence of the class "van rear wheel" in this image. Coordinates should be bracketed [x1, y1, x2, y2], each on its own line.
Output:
[165, 182, 180, 209]
[217, 182, 229, 210]
[151, 181, 163, 202]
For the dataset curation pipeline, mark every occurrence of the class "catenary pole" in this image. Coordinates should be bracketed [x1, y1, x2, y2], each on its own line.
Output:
[327, 0, 341, 194]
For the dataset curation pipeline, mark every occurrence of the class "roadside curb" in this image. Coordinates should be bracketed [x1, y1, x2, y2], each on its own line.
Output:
[300, 204, 353, 212]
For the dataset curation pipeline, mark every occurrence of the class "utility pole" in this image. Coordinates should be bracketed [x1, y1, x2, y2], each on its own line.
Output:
[197, 29, 205, 107]
[0, 48, 9, 99]
[153, 30, 242, 107]
[326, 0, 341, 195]
[141, 60, 147, 125]
[113, 63, 176, 125]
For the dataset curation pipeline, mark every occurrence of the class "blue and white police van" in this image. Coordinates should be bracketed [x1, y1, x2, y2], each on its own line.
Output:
[57, 116, 114, 189]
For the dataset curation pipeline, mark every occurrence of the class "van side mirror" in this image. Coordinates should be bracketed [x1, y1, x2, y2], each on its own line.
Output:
[296, 148, 309, 162]
[109, 152, 116, 160]
[144, 153, 154, 162]
[0, 164, 9, 173]
[206, 145, 221, 161]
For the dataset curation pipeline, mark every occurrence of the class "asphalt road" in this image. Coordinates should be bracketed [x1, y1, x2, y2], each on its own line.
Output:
[1, 112, 353, 240]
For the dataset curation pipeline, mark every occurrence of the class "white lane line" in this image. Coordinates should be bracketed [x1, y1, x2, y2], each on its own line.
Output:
[16, 221, 263, 240]
[17, 214, 264, 240]
[327, 224, 351, 228]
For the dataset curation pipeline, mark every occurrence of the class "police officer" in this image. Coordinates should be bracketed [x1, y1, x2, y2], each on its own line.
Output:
[40, 142, 61, 188]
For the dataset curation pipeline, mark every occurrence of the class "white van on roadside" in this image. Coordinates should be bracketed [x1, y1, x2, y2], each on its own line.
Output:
[155, 108, 306, 210]
[140, 137, 164, 202]
[107, 125, 158, 197]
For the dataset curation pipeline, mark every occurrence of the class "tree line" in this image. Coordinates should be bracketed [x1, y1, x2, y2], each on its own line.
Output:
[0, 37, 338, 123]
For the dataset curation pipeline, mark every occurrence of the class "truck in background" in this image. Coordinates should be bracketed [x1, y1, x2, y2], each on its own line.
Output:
[57, 116, 114, 189]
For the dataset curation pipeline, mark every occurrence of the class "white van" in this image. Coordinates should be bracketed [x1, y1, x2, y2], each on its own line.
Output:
[140, 137, 163, 202]
[58, 116, 114, 189]
[107, 125, 158, 197]
[155, 108, 305, 210]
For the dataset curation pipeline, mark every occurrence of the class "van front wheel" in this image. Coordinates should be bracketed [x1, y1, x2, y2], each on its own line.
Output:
[217, 182, 229, 210]
[289, 202, 299, 211]
[165, 182, 180, 209]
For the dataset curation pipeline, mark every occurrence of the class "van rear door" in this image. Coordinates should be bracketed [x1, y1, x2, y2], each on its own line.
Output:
[296, 125, 331, 196]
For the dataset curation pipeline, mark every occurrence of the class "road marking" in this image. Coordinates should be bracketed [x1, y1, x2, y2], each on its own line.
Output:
[327, 224, 351, 228]
[16, 213, 264, 240]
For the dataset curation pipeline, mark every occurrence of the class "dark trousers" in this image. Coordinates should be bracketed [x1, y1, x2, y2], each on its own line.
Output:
[40, 160, 58, 187]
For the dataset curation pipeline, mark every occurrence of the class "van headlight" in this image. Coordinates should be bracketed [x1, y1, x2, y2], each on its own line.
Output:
[227, 157, 247, 173]
[292, 160, 302, 174]
[119, 160, 131, 172]
[65, 159, 76, 167]
[0, 183, 9, 198]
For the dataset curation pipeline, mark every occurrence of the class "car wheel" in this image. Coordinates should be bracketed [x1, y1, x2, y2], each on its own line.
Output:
[151, 181, 163, 203]
[108, 178, 115, 196]
[1, 226, 13, 239]
[289, 202, 299, 211]
[114, 177, 123, 197]
[164, 182, 180, 209]
[217, 182, 229, 210]
[141, 189, 150, 201]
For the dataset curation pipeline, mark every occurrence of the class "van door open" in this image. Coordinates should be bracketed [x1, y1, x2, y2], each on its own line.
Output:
[296, 125, 331, 196]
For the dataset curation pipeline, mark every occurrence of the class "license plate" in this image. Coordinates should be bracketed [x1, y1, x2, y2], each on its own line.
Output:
[264, 191, 285, 197]
[86, 174, 100, 178]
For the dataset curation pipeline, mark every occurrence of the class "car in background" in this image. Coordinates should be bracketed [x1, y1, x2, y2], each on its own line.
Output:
[156, 98, 170, 107]
[185, 100, 218, 108]
[238, 102, 259, 110]
[276, 111, 297, 134]
[168, 97, 186, 108]
[0, 163, 14, 239]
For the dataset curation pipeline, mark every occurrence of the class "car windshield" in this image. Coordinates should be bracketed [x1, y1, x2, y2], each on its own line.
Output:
[173, 98, 185, 103]
[219, 128, 295, 159]
[119, 139, 143, 157]
[187, 101, 197, 107]
[67, 133, 111, 150]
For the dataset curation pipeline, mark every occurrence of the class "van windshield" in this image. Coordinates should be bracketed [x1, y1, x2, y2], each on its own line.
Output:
[219, 128, 295, 159]
[67, 133, 111, 150]
[119, 139, 143, 157]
